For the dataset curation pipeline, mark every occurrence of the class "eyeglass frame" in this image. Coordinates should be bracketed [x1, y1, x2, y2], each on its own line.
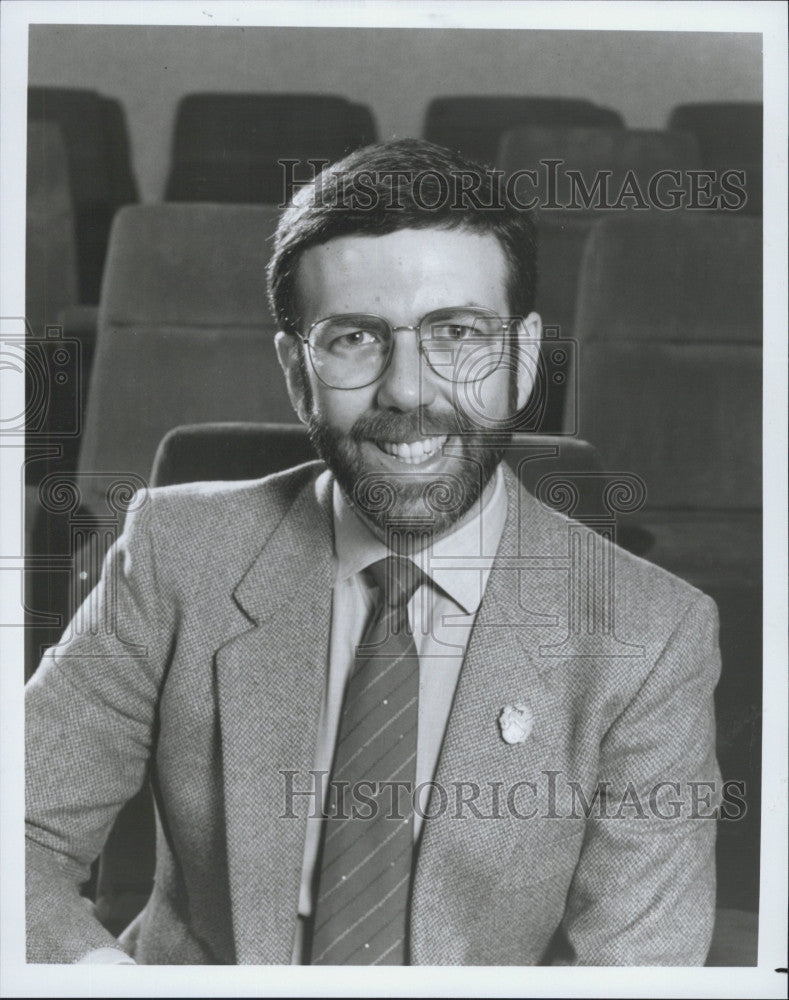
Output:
[292, 305, 519, 390]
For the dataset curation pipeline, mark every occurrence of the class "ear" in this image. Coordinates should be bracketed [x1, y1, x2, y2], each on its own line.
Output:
[513, 311, 542, 411]
[274, 331, 310, 425]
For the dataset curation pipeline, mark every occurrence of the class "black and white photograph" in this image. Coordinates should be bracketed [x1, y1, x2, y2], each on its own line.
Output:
[1, 1, 786, 996]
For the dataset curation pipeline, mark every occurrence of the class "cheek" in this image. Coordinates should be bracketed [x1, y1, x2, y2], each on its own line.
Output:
[447, 368, 515, 428]
[311, 383, 376, 432]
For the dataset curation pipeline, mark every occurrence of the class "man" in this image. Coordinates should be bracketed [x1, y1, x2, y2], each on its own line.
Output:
[25, 139, 721, 965]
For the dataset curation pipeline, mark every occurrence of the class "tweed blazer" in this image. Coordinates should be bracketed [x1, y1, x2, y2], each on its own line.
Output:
[25, 461, 721, 965]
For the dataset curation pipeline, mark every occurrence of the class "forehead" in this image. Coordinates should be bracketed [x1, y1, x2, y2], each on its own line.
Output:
[294, 227, 510, 325]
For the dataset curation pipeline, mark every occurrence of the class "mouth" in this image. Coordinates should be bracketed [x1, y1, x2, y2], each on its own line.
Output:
[373, 434, 449, 466]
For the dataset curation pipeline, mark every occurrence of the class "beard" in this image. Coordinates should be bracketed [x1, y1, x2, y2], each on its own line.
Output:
[307, 405, 510, 540]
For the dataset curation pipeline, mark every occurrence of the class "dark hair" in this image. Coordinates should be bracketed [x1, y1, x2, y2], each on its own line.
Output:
[267, 138, 537, 335]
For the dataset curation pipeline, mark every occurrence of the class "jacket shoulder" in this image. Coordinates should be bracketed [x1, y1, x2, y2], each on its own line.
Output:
[144, 459, 324, 531]
[122, 460, 327, 581]
[512, 477, 717, 649]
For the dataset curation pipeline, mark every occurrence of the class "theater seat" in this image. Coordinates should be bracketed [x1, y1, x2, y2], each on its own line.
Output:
[25, 90, 138, 503]
[24, 122, 83, 678]
[573, 213, 760, 510]
[164, 92, 377, 203]
[23, 205, 295, 678]
[668, 102, 762, 215]
[423, 96, 623, 166]
[77, 203, 293, 519]
[499, 127, 702, 432]
[150, 422, 317, 485]
[573, 213, 762, 912]
[28, 87, 138, 304]
[152, 422, 661, 553]
[499, 125, 701, 214]
[149, 422, 603, 491]
[25, 121, 79, 338]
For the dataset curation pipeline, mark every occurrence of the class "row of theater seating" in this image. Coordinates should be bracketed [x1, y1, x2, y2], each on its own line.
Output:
[25, 202, 762, 510]
[26, 87, 763, 327]
[23, 201, 762, 918]
[25, 202, 761, 567]
[26, 92, 764, 444]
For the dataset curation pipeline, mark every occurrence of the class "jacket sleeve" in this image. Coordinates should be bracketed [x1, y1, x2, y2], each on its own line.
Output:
[551, 592, 722, 965]
[25, 492, 173, 963]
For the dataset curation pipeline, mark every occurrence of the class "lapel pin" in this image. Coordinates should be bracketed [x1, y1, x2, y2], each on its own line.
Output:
[498, 703, 534, 745]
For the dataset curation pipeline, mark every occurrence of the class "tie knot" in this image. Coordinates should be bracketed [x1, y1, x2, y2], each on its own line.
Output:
[367, 556, 424, 609]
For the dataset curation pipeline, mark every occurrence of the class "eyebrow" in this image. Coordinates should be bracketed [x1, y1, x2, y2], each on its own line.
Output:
[419, 301, 492, 315]
[308, 301, 500, 328]
[406, 302, 495, 324]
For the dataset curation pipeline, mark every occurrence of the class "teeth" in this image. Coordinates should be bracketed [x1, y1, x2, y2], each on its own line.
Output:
[377, 435, 447, 464]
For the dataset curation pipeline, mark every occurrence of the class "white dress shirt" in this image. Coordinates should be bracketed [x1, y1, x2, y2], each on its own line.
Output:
[292, 464, 508, 960]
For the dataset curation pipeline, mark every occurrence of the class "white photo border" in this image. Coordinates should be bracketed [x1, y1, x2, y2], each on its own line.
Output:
[1, 2, 786, 997]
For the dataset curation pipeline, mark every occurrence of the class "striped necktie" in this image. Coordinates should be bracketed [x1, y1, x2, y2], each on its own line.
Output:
[311, 555, 423, 965]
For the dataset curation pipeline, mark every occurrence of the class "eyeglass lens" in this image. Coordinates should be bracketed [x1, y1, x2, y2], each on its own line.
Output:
[307, 308, 507, 389]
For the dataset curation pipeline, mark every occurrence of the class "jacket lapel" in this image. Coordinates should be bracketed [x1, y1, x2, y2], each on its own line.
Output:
[215, 469, 334, 964]
[411, 467, 575, 963]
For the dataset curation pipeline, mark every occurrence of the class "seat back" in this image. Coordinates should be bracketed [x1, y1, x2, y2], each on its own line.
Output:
[346, 102, 378, 149]
[574, 213, 763, 915]
[423, 96, 623, 165]
[499, 127, 702, 431]
[165, 92, 378, 203]
[499, 125, 701, 218]
[151, 422, 317, 486]
[28, 87, 138, 302]
[97, 95, 139, 207]
[25, 121, 79, 337]
[668, 102, 761, 158]
[668, 102, 762, 214]
[150, 422, 603, 493]
[77, 204, 293, 516]
[573, 213, 761, 512]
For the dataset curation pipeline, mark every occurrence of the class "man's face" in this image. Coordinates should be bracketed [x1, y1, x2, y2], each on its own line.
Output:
[276, 227, 541, 538]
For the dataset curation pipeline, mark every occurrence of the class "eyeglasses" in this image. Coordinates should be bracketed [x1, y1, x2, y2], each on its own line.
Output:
[296, 306, 514, 390]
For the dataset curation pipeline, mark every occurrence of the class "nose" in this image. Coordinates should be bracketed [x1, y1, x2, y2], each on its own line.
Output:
[375, 327, 437, 411]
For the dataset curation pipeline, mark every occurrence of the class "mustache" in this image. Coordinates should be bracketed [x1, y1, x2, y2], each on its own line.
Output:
[349, 408, 465, 442]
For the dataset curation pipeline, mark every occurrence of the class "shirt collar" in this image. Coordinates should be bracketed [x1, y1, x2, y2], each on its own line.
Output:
[332, 463, 508, 615]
